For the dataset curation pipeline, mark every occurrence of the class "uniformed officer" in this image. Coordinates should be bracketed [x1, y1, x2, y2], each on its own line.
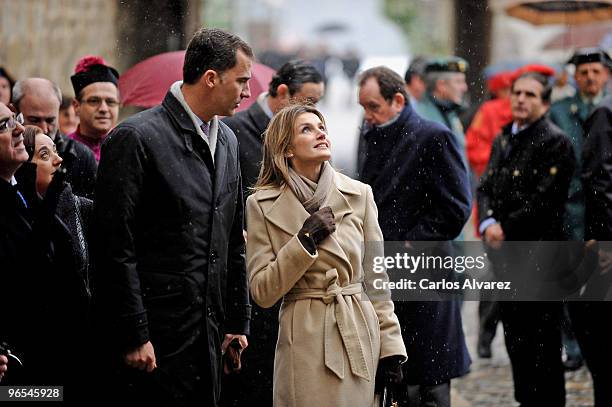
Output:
[416, 57, 469, 164]
[549, 48, 611, 240]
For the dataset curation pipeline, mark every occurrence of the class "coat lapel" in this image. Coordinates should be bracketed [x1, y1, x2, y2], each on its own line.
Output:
[262, 171, 358, 267]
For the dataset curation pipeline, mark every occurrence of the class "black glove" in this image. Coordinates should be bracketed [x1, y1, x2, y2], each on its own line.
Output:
[375, 355, 404, 395]
[298, 206, 336, 254]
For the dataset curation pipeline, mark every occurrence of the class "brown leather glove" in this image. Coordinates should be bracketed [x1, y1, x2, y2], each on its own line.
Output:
[298, 206, 336, 254]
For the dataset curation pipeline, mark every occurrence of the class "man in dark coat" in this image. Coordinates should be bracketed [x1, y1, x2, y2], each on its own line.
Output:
[94, 28, 252, 407]
[571, 94, 612, 406]
[220, 60, 323, 406]
[12, 78, 97, 199]
[478, 72, 575, 406]
[357, 66, 472, 407]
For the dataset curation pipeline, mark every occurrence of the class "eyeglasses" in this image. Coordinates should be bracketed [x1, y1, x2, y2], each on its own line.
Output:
[0, 113, 24, 133]
[82, 97, 120, 108]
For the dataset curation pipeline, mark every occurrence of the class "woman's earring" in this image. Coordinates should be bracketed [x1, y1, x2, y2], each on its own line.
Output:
[286, 153, 294, 158]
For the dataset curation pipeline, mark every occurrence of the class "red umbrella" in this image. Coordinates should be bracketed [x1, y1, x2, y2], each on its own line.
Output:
[119, 50, 275, 111]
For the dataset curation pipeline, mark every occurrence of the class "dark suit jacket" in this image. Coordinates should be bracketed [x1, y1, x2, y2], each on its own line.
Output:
[222, 100, 270, 200]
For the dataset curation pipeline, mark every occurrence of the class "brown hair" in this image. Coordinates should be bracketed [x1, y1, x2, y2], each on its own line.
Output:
[22, 125, 44, 162]
[254, 104, 328, 190]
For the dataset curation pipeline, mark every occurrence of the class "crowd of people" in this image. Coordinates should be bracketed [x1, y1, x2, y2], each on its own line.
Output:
[1, 26, 612, 407]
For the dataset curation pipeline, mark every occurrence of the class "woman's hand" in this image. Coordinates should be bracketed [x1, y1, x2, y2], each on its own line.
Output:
[300, 206, 336, 244]
[375, 355, 404, 394]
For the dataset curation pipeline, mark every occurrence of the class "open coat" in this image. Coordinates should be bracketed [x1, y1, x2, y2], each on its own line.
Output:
[246, 170, 406, 407]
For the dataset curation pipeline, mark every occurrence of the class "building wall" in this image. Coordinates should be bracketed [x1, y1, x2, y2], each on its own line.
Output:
[0, 0, 118, 97]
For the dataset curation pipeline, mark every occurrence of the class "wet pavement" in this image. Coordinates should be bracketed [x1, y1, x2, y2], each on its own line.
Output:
[451, 301, 594, 407]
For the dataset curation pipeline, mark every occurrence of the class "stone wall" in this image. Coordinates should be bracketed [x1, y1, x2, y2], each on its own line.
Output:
[0, 0, 118, 97]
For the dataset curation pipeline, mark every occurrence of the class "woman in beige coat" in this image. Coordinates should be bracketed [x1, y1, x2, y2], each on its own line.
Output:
[246, 104, 407, 406]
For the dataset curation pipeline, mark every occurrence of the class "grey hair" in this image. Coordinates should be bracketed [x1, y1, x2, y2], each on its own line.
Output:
[12, 78, 63, 108]
[424, 71, 456, 93]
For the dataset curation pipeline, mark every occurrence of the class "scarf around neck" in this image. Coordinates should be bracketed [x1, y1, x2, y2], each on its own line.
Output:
[287, 161, 334, 214]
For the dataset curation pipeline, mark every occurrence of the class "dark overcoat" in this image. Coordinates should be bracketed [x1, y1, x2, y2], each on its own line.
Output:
[222, 100, 270, 200]
[582, 95, 612, 241]
[221, 99, 277, 406]
[94, 91, 250, 406]
[477, 116, 575, 241]
[358, 104, 472, 385]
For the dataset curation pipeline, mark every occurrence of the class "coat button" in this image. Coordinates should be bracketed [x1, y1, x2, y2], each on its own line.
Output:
[210, 251, 217, 264]
[207, 306, 215, 317]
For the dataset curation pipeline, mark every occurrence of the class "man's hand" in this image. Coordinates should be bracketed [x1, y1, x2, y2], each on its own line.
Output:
[0, 355, 7, 381]
[221, 334, 248, 355]
[484, 223, 505, 249]
[125, 341, 157, 372]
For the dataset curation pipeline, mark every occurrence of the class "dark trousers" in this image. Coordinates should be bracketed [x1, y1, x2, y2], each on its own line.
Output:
[500, 302, 565, 407]
[405, 382, 450, 407]
[568, 302, 612, 407]
[478, 300, 500, 348]
[108, 338, 213, 407]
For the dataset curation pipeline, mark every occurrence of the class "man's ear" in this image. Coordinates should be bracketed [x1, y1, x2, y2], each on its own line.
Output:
[276, 84, 290, 99]
[72, 98, 80, 116]
[392, 92, 405, 109]
[202, 70, 218, 88]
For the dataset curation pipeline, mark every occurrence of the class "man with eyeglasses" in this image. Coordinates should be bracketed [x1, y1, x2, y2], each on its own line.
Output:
[0, 104, 27, 383]
[12, 77, 97, 199]
[69, 55, 120, 162]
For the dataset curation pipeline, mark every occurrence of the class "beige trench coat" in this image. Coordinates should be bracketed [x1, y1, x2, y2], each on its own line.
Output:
[246, 170, 407, 407]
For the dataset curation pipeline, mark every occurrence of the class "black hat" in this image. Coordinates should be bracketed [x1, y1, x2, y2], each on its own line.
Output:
[567, 48, 612, 67]
[424, 57, 469, 74]
[70, 59, 119, 96]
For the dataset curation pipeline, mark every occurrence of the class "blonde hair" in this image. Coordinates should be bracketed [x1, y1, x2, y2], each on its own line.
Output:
[254, 104, 327, 190]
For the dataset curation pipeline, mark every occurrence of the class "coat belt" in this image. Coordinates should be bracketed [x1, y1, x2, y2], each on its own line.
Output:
[283, 269, 371, 381]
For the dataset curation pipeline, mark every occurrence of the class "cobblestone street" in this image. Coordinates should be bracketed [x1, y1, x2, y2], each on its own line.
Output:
[451, 301, 594, 407]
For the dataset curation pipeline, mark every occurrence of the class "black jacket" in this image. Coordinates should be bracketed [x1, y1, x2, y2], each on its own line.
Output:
[94, 91, 250, 404]
[1, 165, 91, 386]
[55, 132, 97, 200]
[222, 100, 270, 200]
[358, 105, 472, 385]
[478, 116, 575, 240]
[582, 96, 612, 241]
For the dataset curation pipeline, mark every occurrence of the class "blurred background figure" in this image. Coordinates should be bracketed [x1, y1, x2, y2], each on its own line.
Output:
[416, 57, 469, 165]
[404, 56, 428, 106]
[0, 67, 15, 106]
[59, 95, 79, 135]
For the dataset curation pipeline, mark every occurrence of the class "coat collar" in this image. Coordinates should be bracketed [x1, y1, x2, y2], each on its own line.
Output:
[246, 99, 271, 138]
[256, 170, 360, 266]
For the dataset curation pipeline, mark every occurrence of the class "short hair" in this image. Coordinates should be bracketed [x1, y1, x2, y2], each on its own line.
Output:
[12, 78, 62, 110]
[404, 56, 427, 84]
[256, 104, 329, 190]
[268, 60, 323, 97]
[511, 71, 553, 104]
[60, 95, 73, 110]
[358, 66, 409, 104]
[183, 28, 254, 85]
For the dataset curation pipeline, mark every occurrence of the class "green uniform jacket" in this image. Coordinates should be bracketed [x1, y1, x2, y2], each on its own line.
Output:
[416, 93, 467, 165]
[549, 93, 602, 239]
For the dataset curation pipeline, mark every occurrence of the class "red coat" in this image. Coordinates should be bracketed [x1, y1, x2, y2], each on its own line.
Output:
[466, 98, 513, 177]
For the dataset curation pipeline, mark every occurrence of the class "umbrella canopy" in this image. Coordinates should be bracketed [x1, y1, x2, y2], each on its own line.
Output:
[506, 0, 612, 25]
[119, 50, 275, 111]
